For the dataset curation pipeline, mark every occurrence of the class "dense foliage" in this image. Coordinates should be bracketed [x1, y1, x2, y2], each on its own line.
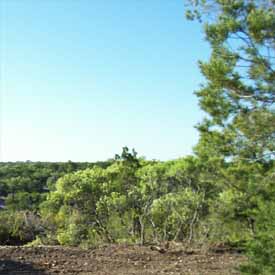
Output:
[0, 161, 110, 244]
[40, 151, 213, 246]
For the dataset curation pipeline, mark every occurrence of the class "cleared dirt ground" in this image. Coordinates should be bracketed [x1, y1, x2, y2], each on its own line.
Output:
[0, 244, 245, 275]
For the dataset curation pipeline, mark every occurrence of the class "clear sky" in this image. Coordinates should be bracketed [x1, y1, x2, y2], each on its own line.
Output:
[0, 0, 209, 162]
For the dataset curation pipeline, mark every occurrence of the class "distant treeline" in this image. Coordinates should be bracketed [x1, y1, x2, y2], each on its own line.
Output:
[0, 161, 111, 195]
[0, 160, 111, 208]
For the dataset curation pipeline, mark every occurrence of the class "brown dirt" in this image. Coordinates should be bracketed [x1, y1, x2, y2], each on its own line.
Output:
[0, 244, 245, 275]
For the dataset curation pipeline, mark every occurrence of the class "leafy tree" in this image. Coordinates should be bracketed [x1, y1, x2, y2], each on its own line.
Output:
[132, 162, 171, 243]
[41, 149, 140, 245]
[41, 166, 110, 245]
[151, 188, 203, 242]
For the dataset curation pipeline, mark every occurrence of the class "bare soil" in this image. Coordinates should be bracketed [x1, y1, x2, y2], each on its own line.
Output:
[0, 244, 245, 275]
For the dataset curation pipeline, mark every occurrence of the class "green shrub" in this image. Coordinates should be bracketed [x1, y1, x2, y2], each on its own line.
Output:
[0, 210, 43, 245]
[240, 201, 275, 275]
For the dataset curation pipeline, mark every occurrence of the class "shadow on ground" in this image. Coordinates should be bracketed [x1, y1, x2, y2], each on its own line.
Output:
[0, 259, 46, 275]
[0, 245, 245, 275]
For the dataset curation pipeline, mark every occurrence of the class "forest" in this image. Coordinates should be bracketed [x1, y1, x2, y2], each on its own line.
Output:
[1, 1, 275, 274]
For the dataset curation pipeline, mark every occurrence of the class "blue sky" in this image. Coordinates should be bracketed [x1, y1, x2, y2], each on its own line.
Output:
[0, 0, 209, 162]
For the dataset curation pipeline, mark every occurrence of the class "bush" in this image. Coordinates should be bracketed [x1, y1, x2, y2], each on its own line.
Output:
[240, 201, 275, 275]
[0, 210, 43, 245]
[0, 212, 10, 244]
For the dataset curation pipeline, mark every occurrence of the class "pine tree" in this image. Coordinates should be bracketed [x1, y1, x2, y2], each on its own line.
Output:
[187, 1, 275, 272]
